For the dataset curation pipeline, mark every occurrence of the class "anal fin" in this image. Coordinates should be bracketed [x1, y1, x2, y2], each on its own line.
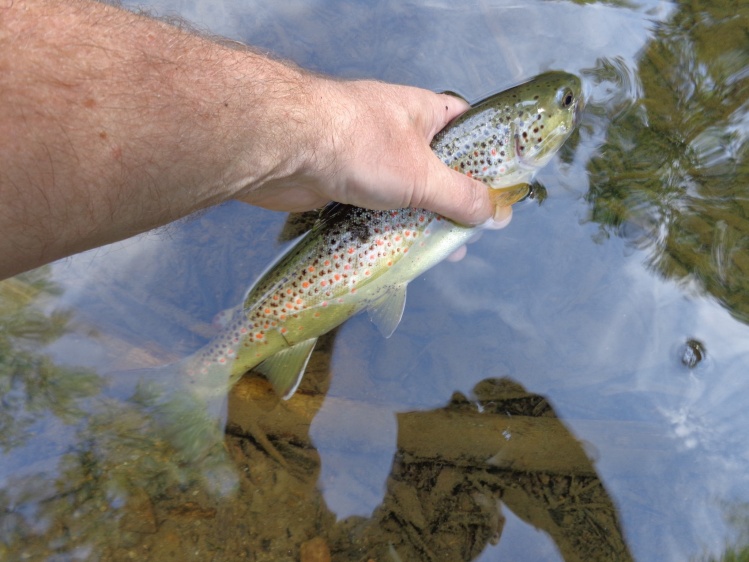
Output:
[367, 283, 407, 338]
[255, 337, 318, 399]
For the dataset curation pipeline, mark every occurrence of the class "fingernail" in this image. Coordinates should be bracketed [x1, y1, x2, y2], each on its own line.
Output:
[480, 206, 513, 230]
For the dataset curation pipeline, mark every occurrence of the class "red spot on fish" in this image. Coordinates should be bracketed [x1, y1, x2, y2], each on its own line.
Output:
[321, 280, 327, 287]
[280, 327, 287, 334]
[264, 308, 271, 314]
[334, 273, 341, 281]
[348, 247, 355, 254]
[308, 266, 315, 273]
[322, 301, 328, 307]
[324, 260, 330, 266]
[255, 333, 264, 340]
[302, 281, 310, 288]
[296, 298, 303, 304]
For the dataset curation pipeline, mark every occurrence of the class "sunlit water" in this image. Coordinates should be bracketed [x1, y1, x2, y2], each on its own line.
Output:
[2, 0, 748, 561]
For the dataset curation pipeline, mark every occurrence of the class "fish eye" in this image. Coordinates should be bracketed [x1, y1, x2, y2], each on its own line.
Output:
[557, 88, 575, 109]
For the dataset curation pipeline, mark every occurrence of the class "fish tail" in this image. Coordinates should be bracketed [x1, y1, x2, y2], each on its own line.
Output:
[105, 361, 235, 490]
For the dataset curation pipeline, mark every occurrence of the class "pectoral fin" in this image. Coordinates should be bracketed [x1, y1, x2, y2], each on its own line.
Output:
[255, 337, 318, 399]
[488, 184, 530, 207]
[367, 284, 408, 338]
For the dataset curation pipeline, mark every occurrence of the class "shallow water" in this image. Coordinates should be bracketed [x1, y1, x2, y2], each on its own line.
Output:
[2, 0, 748, 560]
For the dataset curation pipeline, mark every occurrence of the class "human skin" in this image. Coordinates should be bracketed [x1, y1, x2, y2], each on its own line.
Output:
[0, 0, 500, 280]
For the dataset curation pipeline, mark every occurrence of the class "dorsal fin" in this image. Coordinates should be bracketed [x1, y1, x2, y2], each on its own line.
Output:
[254, 338, 318, 399]
[309, 203, 358, 234]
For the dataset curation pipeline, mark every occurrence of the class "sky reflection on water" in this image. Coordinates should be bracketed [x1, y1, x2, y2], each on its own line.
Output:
[2, 0, 748, 560]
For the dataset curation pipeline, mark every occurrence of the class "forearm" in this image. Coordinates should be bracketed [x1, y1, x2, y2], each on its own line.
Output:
[0, 0, 310, 277]
[0, 0, 495, 280]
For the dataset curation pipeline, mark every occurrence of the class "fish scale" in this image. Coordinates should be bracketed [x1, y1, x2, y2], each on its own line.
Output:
[183, 71, 583, 399]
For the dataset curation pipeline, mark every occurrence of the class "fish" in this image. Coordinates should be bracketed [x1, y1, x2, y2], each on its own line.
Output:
[184, 71, 583, 400]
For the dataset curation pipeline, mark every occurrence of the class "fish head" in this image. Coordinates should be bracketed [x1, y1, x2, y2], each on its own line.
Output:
[433, 71, 583, 202]
[507, 71, 583, 171]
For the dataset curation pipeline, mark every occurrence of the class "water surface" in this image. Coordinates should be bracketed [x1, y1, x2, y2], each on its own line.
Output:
[2, 0, 748, 561]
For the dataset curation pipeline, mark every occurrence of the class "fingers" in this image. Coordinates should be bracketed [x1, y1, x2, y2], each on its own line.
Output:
[406, 90, 495, 225]
[425, 92, 471, 138]
[446, 245, 468, 262]
[482, 205, 513, 229]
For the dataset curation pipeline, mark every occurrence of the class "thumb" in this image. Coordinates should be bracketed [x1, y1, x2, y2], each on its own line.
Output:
[416, 154, 494, 226]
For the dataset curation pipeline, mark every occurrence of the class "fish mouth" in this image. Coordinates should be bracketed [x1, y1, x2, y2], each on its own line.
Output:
[514, 134, 537, 170]
[514, 127, 568, 170]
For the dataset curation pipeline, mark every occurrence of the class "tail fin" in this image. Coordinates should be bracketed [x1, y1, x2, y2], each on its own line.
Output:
[104, 361, 237, 494]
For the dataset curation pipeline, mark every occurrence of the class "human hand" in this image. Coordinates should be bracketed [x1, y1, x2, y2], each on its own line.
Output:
[238, 77, 499, 226]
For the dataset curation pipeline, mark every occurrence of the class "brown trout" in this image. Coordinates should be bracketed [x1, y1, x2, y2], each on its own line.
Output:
[185, 71, 583, 399]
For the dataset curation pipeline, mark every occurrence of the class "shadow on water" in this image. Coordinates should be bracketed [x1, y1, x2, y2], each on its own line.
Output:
[226, 376, 632, 562]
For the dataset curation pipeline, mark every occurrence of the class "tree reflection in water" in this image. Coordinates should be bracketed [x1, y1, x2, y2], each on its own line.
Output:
[585, 0, 749, 323]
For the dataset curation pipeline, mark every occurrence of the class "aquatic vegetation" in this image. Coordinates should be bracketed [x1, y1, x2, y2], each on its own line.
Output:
[0, 269, 100, 450]
[585, 0, 749, 322]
